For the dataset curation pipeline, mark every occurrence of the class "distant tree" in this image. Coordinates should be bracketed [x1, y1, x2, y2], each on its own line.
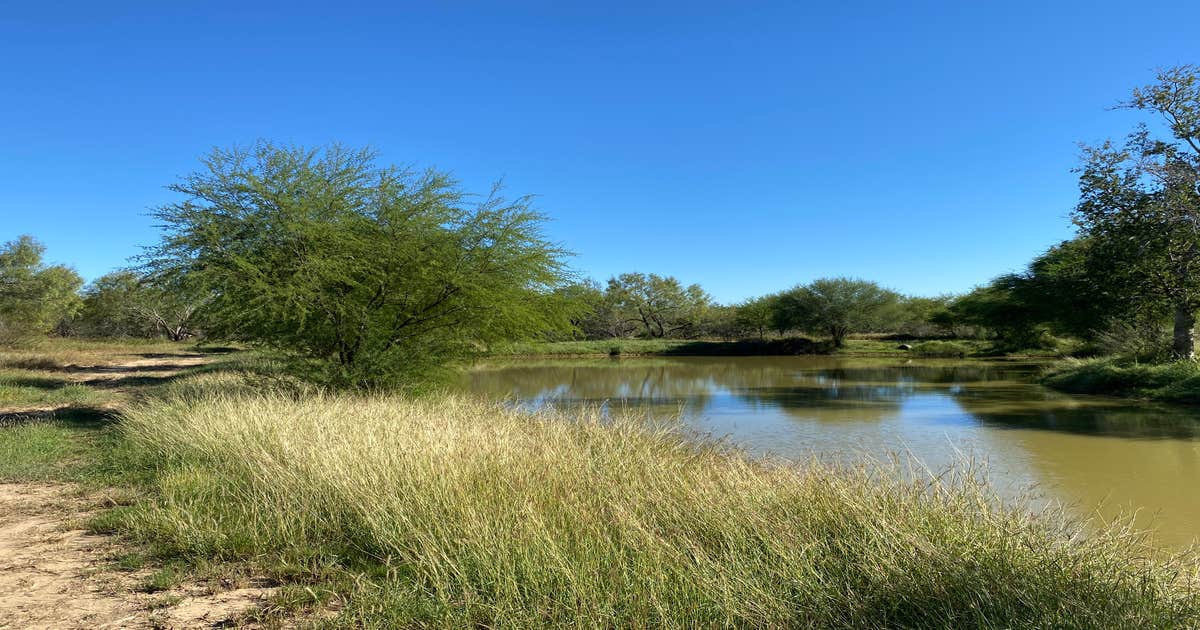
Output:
[1073, 65, 1200, 358]
[697, 304, 742, 340]
[605, 273, 712, 338]
[775, 278, 901, 347]
[0, 235, 82, 344]
[554, 279, 637, 339]
[76, 271, 155, 337]
[735, 295, 777, 340]
[142, 142, 574, 386]
[1021, 238, 1157, 339]
[936, 236, 1158, 349]
[894, 295, 955, 337]
[76, 270, 206, 340]
[941, 281, 1041, 346]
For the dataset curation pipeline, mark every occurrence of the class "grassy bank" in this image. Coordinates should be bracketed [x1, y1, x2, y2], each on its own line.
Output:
[3, 341, 1199, 626]
[1043, 357, 1200, 403]
[103, 389, 1200, 628]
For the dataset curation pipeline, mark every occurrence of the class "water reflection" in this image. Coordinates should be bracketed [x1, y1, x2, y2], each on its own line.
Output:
[462, 356, 1200, 548]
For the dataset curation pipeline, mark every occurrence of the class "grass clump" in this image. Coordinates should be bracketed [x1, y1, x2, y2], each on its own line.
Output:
[1043, 357, 1200, 403]
[0, 369, 112, 410]
[910, 340, 971, 358]
[113, 392, 1200, 628]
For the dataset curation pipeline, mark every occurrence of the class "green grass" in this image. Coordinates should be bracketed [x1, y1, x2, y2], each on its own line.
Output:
[106, 390, 1200, 628]
[1043, 357, 1200, 403]
[0, 369, 114, 409]
[910, 340, 971, 358]
[0, 409, 143, 484]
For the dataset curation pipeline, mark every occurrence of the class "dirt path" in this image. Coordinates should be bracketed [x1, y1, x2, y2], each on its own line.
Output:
[0, 484, 279, 629]
[1, 353, 284, 629]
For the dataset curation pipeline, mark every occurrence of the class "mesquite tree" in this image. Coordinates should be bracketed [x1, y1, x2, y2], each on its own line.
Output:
[143, 142, 574, 385]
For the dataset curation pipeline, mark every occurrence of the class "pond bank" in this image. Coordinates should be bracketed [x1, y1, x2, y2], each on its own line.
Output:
[1042, 357, 1200, 404]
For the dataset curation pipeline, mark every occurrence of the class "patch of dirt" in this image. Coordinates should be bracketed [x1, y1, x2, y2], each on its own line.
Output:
[72, 355, 212, 387]
[0, 354, 212, 422]
[0, 483, 278, 629]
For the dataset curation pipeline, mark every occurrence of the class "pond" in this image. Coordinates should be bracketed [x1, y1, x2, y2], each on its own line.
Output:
[461, 356, 1200, 548]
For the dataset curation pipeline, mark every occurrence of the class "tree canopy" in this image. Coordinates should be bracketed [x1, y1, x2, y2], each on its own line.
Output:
[0, 235, 82, 343]
[604, 272, 712, 338]
[775, 278, 901, 347]
[142, 142, 574, 385]
[75, 270, 205, 340]
[1073, 65, 1200, 357]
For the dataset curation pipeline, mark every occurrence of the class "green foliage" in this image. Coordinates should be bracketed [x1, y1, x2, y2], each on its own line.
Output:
[1092, 315, 1173, 362]
[0, 235, 83, 344]
[74, 271, 156, 337]
[1043, 358, 1200, 403]
[72, 270, 203, 340]
[141, 142, 573, 387]
[552, 279, 634, 339]
[604, 272, 712, 338]
[894, 295, 954, 337]
[734, 295, 777, 340]
[694, 304, 740, 340]
[937, 238, 1135, 349]
[1073, 65, 1200, 358]
[774, 278, 902, 347]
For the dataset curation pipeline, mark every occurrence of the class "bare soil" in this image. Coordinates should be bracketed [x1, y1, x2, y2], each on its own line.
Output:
[1, 352, 289, 629]
[0, 483, 277, 629]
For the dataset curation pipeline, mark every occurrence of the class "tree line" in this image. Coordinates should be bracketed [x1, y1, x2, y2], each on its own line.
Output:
[1, 65, 1196, 385]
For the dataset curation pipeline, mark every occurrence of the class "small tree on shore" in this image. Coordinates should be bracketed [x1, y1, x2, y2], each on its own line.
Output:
[775, 278, 900, 347]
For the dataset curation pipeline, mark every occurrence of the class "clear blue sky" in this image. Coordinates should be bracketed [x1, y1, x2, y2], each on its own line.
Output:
[2, 1, 1196, 303]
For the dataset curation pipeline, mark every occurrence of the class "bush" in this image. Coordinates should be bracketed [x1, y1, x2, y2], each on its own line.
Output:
[1043, 358, 1200, 403]
[114, 392, 1200, 627]
[143, 143, 574, 387]
[910, 340, 970, 357]
[1093, 317, 1172, 362]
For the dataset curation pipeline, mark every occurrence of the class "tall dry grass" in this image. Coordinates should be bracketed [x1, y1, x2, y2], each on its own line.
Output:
[118, 392, 1200, 628]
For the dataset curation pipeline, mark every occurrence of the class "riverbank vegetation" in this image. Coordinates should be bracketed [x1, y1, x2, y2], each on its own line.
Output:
[2, 347, 1196, 627]
[110, 388, 1198, 627]
[1043, 358, 1200, 404]
[3, 67, 1200, 626]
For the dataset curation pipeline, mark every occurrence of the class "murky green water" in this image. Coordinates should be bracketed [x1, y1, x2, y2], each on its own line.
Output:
[461, 356, 1200, 548]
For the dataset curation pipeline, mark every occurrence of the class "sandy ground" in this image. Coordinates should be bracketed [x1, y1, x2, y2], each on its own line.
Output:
[1, 353, 287, 629]
[0, 483, 278, 629]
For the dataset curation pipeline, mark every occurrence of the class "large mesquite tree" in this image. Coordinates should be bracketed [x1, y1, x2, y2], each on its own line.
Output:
[143, 142, 574, 385]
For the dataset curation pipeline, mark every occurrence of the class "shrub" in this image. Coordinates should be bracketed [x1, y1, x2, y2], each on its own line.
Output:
[1043, 358, 1200, 403]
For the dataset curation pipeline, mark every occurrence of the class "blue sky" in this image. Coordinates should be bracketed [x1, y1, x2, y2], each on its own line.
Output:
[1, 1, 1196, 303]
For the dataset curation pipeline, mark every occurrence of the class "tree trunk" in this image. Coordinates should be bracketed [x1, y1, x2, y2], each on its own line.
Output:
[1173, 304, 1195, 359]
